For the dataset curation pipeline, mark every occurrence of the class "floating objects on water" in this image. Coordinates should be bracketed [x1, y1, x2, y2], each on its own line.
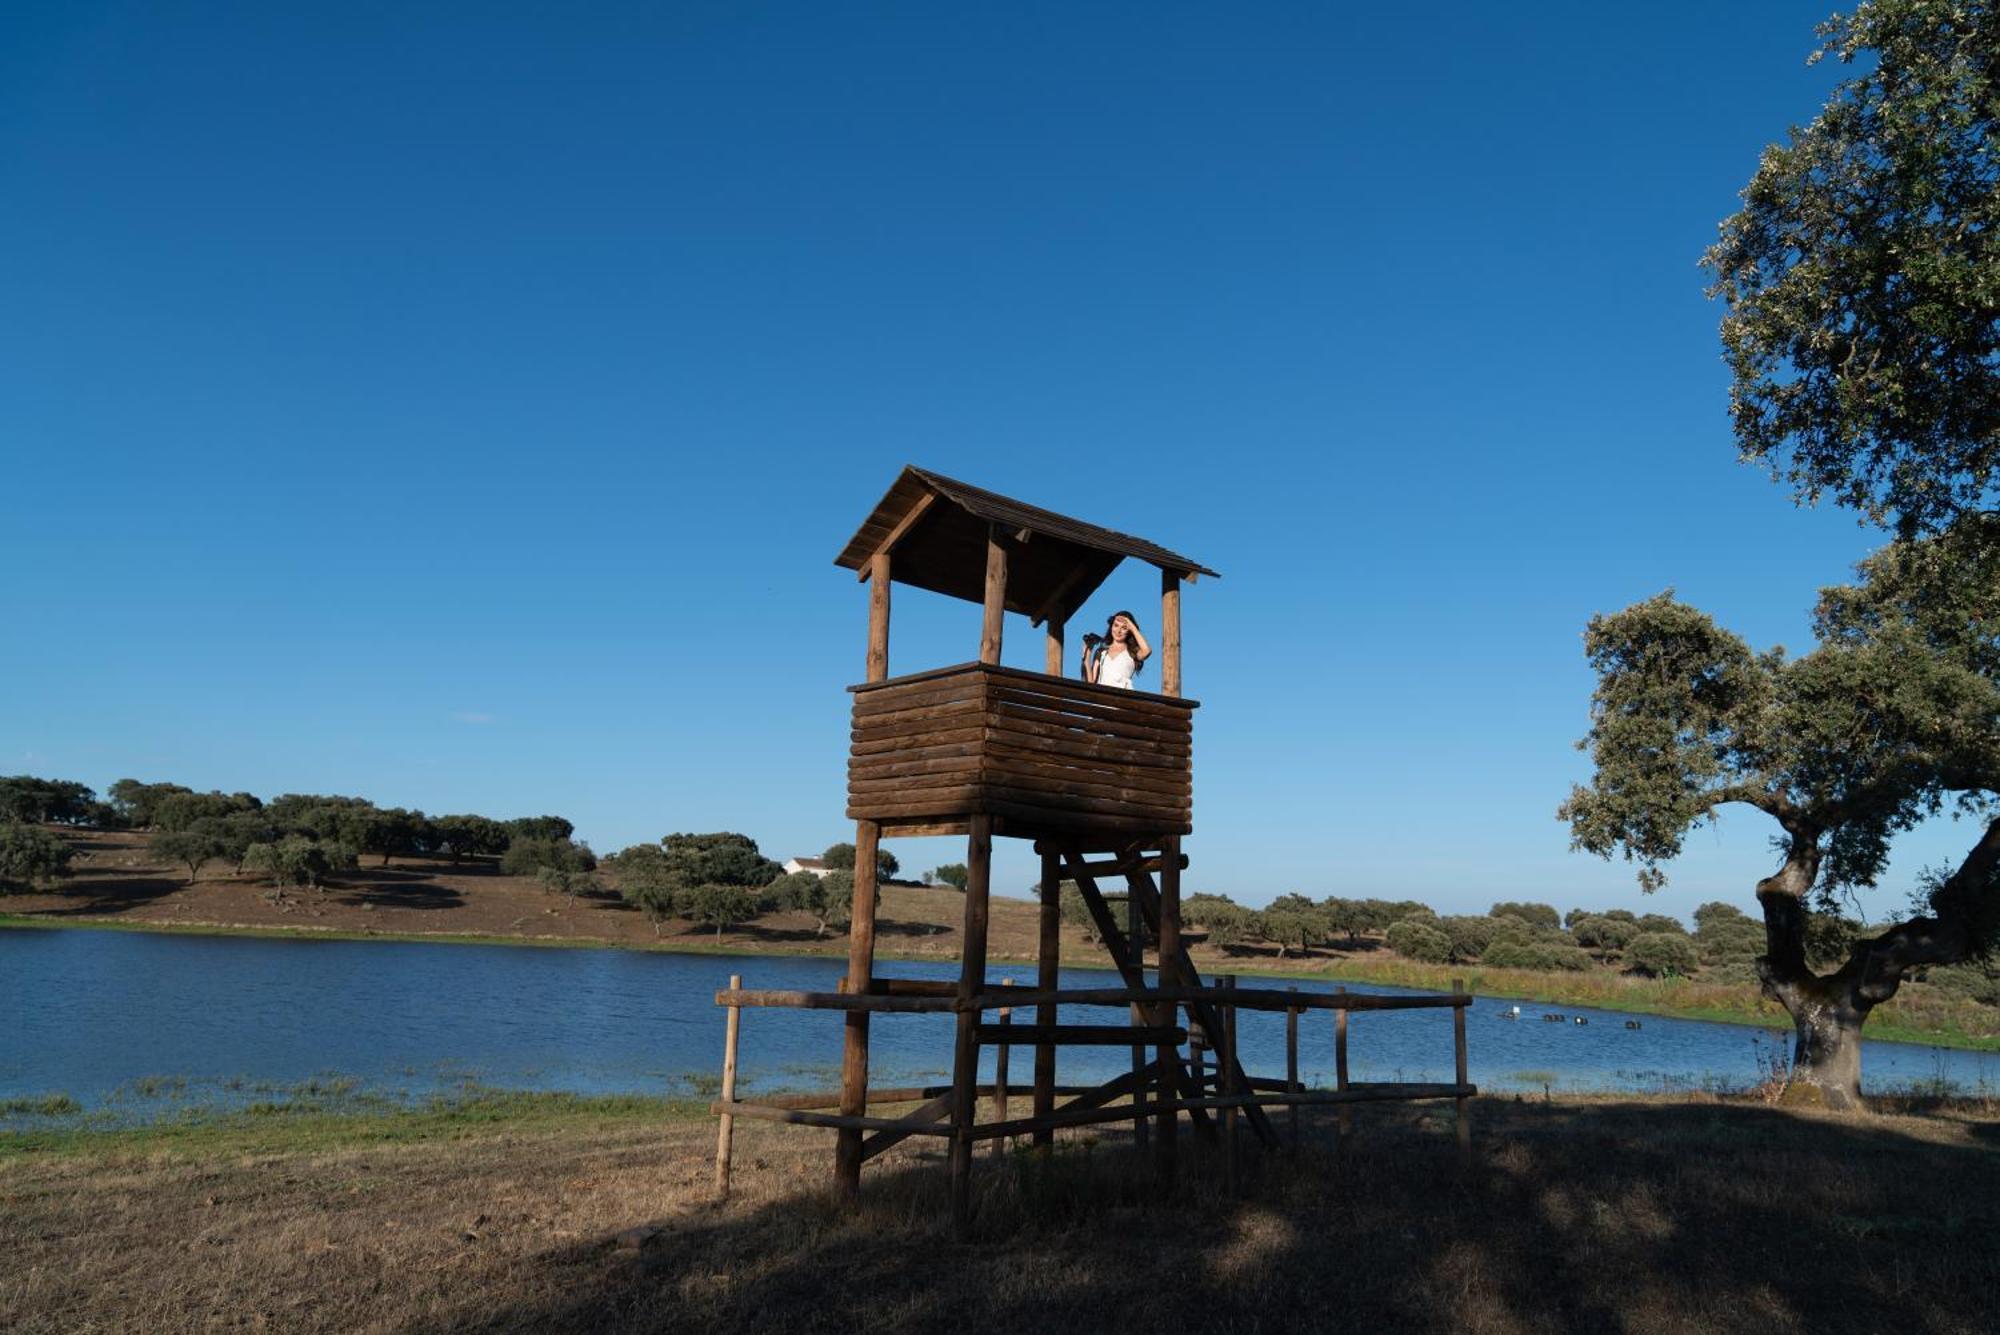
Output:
[1625, 1020, 1642, 1030]
[1573, 1016, 1589, 1026]
[1498, 1005, 1521, 1019]
[1542, 1013, 1565, 1022]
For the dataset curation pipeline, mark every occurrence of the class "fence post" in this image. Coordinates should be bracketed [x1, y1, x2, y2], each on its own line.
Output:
[714, 973, 743, 1200]
[1334, 986, 1351, 1143]
[1453, 977, 1471, 1167]
[1286, 986, 1300, 1150]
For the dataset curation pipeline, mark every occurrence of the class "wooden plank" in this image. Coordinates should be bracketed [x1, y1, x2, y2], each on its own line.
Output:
[955, 985, 1472, 1014]
[979, 753, 1191, 801]
[976, 786, 1188, 826]
[850, 676, 984, 716]
[849, 728, 986, 758]
[964, 1084, 1479, 1142]
[1160, 567, 1181, 697]
[717, 988, 954, 1013]
[985, 689, 1193, 736]
[987, 680, 1196, 725]
[979, 799, 1193, 837]
[984, 728, 1191, 771]
[859, 1090, 953, 1161]
[878, 818, 970, 838]
[977, 1024, 1185, 1046]
[870, 978, 959, 998]
[847, 698, 987, 731]
[711, 1102, 956, 1137]
[847, 771, 985, 795]
[847, 753, 986, 781]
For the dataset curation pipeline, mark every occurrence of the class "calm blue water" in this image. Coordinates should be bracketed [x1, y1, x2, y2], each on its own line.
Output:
[3, 927, 1995, 1116]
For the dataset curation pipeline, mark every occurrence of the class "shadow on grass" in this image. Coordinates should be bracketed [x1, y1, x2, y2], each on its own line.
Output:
[446, 1099, 2000, 1335]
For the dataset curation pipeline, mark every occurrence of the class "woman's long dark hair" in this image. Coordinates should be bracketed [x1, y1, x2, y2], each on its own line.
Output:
[1100, 609, 1145, 674]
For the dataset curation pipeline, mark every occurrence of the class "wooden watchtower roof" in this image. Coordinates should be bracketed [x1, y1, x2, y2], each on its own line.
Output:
[835, 466, 1218, 626]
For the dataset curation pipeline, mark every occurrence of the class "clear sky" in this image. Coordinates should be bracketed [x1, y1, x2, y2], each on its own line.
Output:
[1, 2, 1969, 922]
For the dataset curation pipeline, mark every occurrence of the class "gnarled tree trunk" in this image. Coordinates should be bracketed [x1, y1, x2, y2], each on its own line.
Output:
[1756, 819, 2000, 1109]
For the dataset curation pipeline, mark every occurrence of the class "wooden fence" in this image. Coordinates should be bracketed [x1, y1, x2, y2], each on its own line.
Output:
[711, 972, 1475, 1217]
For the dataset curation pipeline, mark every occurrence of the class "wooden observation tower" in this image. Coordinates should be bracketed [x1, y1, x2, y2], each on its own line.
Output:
[710, 467, 1476, 1233]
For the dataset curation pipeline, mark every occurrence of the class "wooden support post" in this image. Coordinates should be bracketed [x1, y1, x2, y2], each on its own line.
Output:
[1127, 882, 1150, 1151]
[980, 528, 1007, 665]
[993, 979, 1012, 1159]
[835, 820, 882, 1197]
[1159, 567, 1182, 698]
[1221, 974, 1238, 1196]
[1033, 851, 1060, 1149]
[1154, 834, 1182, 1191]
[1453, 976, 1471, 1167]
[1334, 986, 1352, 1142]
[1286, 987, 1300, 1151]
[714, 973, 742, 1199]
[951, 814, 994, 1238]
[1045, 618, 1065, 677]
[866, 552, 891, 682]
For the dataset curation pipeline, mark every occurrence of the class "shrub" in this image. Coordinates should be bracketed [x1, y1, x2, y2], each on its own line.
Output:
[1636, 912, 1688, 936]
[1571, 914, 1637, 952]
[242, 836, 356, 890]
[1385, 917, 1452, 964]
[761, 870, 824, 912]
[1183, 893, 1252, 948]
[1628, 932, 1701, 978]
[501, 837, 596, 879]
[0, 822, 72, 893]
[1481, 939, 1594, 971]
[678, 883, 761, 937]
[1437, 914, 1501, 962]
[1489, 901, 1561, 930]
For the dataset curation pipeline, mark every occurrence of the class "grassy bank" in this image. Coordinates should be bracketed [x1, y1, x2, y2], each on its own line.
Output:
[4, 1090, 1997, 1333]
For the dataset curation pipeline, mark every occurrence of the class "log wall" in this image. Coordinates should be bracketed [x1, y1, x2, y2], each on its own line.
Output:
[847, 663, 1195, 836]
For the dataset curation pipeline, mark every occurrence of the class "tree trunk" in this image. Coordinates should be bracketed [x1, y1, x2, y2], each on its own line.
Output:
[1771, 977, 1870, 1108]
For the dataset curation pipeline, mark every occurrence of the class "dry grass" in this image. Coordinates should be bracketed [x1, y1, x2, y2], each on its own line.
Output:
[4, 1093, 1997, 1333]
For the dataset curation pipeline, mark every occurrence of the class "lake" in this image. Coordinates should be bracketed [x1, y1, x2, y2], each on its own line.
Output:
[3, 926, 1995, 1119]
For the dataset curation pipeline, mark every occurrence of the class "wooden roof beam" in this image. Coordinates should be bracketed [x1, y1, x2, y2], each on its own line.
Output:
[855, 492, 938, 581]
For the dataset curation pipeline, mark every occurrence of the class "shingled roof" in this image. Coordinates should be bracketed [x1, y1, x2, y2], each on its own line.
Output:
[834, 467, 1217, 626]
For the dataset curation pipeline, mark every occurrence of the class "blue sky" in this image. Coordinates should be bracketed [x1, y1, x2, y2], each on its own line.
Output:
[2, 2, 1972, 921]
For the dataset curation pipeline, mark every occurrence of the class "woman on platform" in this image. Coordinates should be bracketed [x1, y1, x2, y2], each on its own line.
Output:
[1081, 609, 1150, 689]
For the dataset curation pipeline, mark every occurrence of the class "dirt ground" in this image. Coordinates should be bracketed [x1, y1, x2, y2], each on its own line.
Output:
[4, 1093, 1997, 1334]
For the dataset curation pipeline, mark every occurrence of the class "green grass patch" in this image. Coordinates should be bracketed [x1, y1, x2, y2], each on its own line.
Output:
[0, 1087, 710, 1161]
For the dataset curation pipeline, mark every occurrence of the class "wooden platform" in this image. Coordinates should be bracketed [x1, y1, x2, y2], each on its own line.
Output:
[848, 663, 1195, 837]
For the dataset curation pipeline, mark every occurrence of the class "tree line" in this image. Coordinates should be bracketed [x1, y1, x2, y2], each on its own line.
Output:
[0, 773, 584, 894]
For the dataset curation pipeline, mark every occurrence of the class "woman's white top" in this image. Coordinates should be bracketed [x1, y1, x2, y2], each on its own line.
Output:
[1096, 647, 1137, 690]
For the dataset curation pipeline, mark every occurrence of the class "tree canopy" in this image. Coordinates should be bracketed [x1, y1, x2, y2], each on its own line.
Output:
[1705, 0, 2000, 536]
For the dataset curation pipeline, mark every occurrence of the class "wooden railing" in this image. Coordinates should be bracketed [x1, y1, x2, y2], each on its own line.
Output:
[710, 976, 1476, 1201]
[847, 663, 1195, 836]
